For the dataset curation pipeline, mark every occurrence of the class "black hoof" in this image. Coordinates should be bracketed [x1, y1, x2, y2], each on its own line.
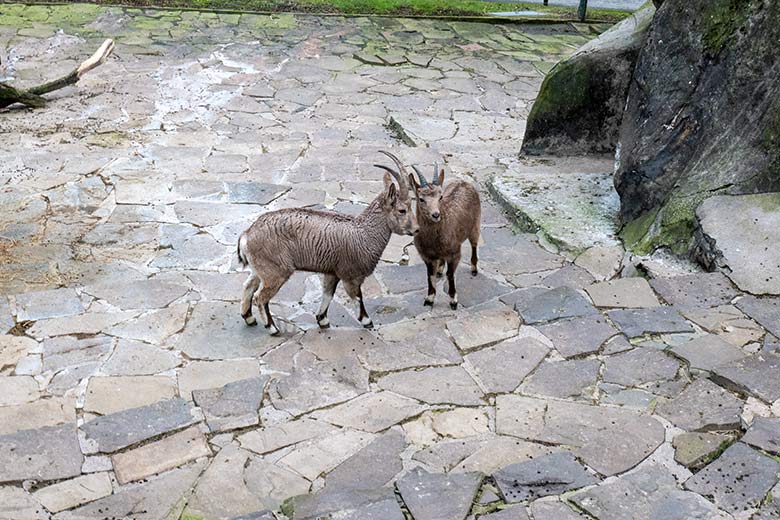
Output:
[471, 270, 478, 277]
[318, 321, 331, 329]
[450, 302, 459, 310]
[362, 321, 374, 329]
[424, 299, 434, 307]
[243, 313, 258, 326]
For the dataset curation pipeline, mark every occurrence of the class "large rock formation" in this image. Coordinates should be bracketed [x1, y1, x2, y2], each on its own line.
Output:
[520, 5, 655, 155]
[617, 0, 780, 254]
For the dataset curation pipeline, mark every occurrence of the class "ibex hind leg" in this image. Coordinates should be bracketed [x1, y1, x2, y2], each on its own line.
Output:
[469, 226, 480, 276]
[317, 274, 339, 329]
[241, 274, 261, 326]
[254, 271, 291, 336]
[344, 280, 373, 329]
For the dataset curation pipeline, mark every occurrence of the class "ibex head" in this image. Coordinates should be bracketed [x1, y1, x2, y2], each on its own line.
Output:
[409, 163, 445, 223]
[374, 150, 419, 236]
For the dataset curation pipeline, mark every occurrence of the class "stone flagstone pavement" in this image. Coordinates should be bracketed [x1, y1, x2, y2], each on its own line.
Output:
[1, 4, 780, 520]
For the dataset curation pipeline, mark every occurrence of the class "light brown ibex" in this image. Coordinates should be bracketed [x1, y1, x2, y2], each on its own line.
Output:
[237, 151, 418, 334]
[409, 163, 481, 310]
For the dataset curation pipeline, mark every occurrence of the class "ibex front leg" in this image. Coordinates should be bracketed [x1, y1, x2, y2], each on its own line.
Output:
[424, 261, 437, 306]
[241, 274, 261, 326]
[317, 274, 339, 329]
[356, 286, 373, 329]
[447, 254, 461, 310]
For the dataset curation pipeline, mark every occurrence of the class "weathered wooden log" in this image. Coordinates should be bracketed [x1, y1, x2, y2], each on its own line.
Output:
[0, 38, 115, 109]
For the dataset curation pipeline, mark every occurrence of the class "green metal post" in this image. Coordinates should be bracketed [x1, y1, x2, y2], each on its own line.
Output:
[578, 0, 588, 21]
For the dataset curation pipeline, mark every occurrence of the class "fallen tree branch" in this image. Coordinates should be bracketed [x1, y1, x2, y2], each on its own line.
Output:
[0, 38, 115, 110]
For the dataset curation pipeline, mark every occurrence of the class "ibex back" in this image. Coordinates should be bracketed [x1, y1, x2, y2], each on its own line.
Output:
[237, 151, 417, 334]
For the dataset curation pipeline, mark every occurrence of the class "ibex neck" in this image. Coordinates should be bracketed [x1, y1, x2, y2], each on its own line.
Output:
[357, 195, 393, 254]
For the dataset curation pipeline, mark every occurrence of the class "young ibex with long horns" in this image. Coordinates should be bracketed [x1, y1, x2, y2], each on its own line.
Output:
[237, 151, 418, 335]
[409, 163, 481, 310]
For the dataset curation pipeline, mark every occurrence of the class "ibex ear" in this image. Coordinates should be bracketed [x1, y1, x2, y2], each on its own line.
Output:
[386, 181, 397, 203]
[383, 171, 393, 190]
[437, 168, 445, 186]
[408, 173, 420, 192]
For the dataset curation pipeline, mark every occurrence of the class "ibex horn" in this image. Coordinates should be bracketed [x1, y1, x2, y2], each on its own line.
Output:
[377, 150, 409, 197]
[432, 162, 439, 186]
[411, 165, 429, 187]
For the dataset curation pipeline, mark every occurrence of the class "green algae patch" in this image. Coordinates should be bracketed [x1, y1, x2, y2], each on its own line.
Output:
[702, 0, 752, 54]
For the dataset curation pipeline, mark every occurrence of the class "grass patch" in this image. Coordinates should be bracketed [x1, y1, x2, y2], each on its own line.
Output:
[7, 0, 632, 20]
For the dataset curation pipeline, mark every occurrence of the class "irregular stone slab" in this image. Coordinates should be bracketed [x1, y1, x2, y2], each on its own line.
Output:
[112, 426, 211, 484]
[480, 505, 530, 520]
[682, 305, 764, 346]
[361, 327, 461, 372]
[517, 286, 598, 324]
[585, 278, 660, 308]
[540, 263, 596, 289]
[107, 303, 188, 344]
[736, 295, 780, 337]
[656, 379, 743, 432]
[536, 314, 617, 358]
[528, 501, 582, 520]
[178, 359, 262, 398]
[324, 429, 406, 491]
[711, 352, 780, 402]
[519, 358, 600, 400]
[453, 436, 557, 475]
[446, 307, 520, 351]
[231, 512, 276, 520]
[574, 244, 623, 281]
[669, 334, 746, 372]
[396, 467, 482, 520]
[431, 408, 490, 439]
[285, 488, 400, 520]
[33, 472, 113, 513]
[496, 395, 665, 476]
[42, 335, 113, 373]
[175, 302, 285, 360]
[755, 483, 780, 520]
[602, 348, 680, 386]
[84, 279, 189, 310]
[0, 424, 83, 483]
[607, 307, 694, 337]
[100, 338, 180, 376]
[696, 194, 780, 295]
[650, 272, 739, 308]
[277, 429, 375, 481]
[239, 418, 338, 456]
[672, 432, 733, 470]
[743, 417, 780, 455]
[684, 442, 780, 514]
[573, 463, 730, 520]
[494, 452, 598, 502]
[28, 311, 138, 339]
[81, 397, 201, 453]
[14, 288, 84, 321]
[0, 375, 40, 406]
[55, 462, 204, 520]
[84, 375, 177, 415]
[311, 391, 425, 433]
[0, 486, 48, 520]
[0, 397, 76, 435]
[390, 114, 457, 143]
[464, 335, 549, 393]
[0, 334, 37, 372]
[377, 366, 485, 406]
[226, 181, 288, 204]
[193, 376, 267, 432]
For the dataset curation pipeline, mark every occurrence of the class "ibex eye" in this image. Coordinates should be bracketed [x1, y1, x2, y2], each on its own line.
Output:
[419, 199, 426, 204]
[399, 209, 406, 214]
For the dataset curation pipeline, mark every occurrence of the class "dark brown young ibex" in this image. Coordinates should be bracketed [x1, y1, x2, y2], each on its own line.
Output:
[237, 151, 418, 334]
[409, 164, 481, 310]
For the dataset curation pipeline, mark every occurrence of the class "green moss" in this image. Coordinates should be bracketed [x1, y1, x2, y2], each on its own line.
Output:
[702, 0, 752, 53]
[179, 512, 206, 520]
[620, 207, 658, 253]
[527, 58, 591, 127]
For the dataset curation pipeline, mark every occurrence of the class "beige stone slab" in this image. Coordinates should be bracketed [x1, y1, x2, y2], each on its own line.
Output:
[84, 375, 177, 415]
[446, 307, 521, 351]
[112, 426, 211, 484]
[585, 278, 660, 308]
[177, 359, 262, 398]
[33, 472, 113, 513]
[0, 335, 38, 372]
[0, 375, 40, 406]
[0, 397, 77, 435]
[238, 418, 338, 456]
[28, 311, 138, 340]
[277, 429, 375, 480]
[432, 408, 490, 439]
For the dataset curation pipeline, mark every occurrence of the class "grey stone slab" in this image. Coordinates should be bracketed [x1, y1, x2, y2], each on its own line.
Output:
[226, 181, 288, 204]
[519, 358, 600, 400]
[669, 334, 747, 372]
[572, 464, 731, 520]
[743, 417, 780, 455]
[396, 467, 482, 520]
[494, 452, 598, 502]
[465, 335, 549, 393]
[607, 307, 694, 338]
[602, 348, 680, 386]
[42, 335, 114, 373]
[711, 352, 780, 402]
[736, 295, 780, 337]
[377, 366, 485, 406]
[193, 376, 267, 432]
[101, 338, 180, 376]
[0, 424, 83, 484]
[446, 307, 521, 351]
[285, 488, 399, 520]
[681, 304, 765, 346]
[499, 287, 548, 309]
[0, 299, 13, 333]
[480, 505, 530, 520]
[324, 429, 406, 491]
[650, 272, 739, 308]
[656, 379, 743, 432]
[84, 279, 189, 310]
[361, 327, 461, 372]
[540, 263, 596, 289]
[80, 397, 201, 453]
[528, 502, 582, 520]
[765, 335, 780, 353]
[673, 432, 733, 470]
[536, 314, 617, 358]
[586, 277, 660, 308]
[684, 442, 780, 514]
[0, 486, 49, 520]
[231, 512, 276, 520]
[14, 288, 85, 322]
[175, 301, 285, 360]
[311, 391, 426, 433]
[517, 286, 598, 324]
[754, 483, 780, 520]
